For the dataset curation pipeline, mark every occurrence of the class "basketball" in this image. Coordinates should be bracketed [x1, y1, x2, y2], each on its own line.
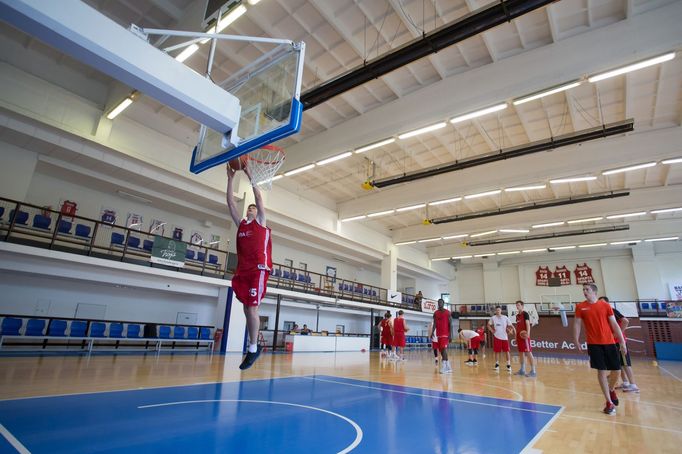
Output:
[507, 326, 515, 336]
[227, 155, 248, 171]
[519, 330, 528, 339]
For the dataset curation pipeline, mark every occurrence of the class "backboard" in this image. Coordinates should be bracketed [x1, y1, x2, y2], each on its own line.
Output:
[190, 41, 305, 174]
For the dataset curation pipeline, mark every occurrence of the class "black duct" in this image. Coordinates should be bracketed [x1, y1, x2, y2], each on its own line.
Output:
[372, 119, 634, 188]
[466, 224, 630, 247]
[301, 0, 556, 110]
[430, 191, 630, 224]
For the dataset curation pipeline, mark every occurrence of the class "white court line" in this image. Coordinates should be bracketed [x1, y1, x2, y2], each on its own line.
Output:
[305, 376, 557, 415]
[539, 384, 682, 411]
[393, 371, 525, 401]
[0, 374, 309, 402]
[138, 399, 362, 454]
[520, 406, 565, 454]
[658, 365, 682, 383]
[0, 423, 30, 454]
[562, 414, 682, 435]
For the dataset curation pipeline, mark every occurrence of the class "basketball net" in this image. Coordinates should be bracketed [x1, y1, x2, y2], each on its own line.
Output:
[245, 145, 285, 191]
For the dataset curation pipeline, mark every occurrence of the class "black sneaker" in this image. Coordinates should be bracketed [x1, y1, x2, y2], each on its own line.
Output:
[239, 345, 262, 370]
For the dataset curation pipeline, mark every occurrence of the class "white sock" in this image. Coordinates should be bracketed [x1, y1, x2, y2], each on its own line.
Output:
[248, 343, 258, 353]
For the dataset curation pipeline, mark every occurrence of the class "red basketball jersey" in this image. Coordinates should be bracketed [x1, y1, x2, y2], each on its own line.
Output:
[433, 309, 451, 338]
[236, 219, 272, 273]
[394, 317, 406, 335]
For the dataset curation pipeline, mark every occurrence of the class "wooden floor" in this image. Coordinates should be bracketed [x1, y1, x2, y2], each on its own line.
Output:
[1, 349, 681, 453]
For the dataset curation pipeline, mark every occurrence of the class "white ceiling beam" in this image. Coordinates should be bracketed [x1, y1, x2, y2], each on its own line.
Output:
[464, 0, 498, 62]
[545, 3, 560, 42]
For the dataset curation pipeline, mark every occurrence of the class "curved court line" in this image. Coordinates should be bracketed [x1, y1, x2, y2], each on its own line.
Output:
[138, 399, 362, 454]
[562, 414, 682, 435]
[539, 384, 682, 411]
[304, 376, 556, 415]
[0, 423, 30, 454]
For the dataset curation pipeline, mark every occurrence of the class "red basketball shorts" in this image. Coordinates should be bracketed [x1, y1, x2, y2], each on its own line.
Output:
[493, 337, 510, 353]
[232, 270, 269, 307]
[516, 336, 532, 352]
[436, 336, 449, 349]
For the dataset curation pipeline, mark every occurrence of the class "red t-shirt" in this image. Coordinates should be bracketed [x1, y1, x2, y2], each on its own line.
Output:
[433, 309, 451, 339]
[236, 219, 272, 273]
[575, 300, 615, 345]
[380, 319, 393, 343]
[394, 317, 406, 335]
[516, 311, 530, 337]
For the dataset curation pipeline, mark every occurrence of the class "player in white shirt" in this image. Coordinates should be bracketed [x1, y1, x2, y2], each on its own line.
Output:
[458, 329, 482, 365]
[488, 305, 515, 373]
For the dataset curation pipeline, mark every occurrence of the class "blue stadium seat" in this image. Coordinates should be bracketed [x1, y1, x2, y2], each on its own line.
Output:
[47, 320, 67, 336]
[9, 209, 29, 225]
[208, 254, 219, 265]
[283, 270, 290, 279]
[75, 224, 91, 239]
[109, 323, 124, 338]
[651, 302, 659, 310]
[298, 274, 306, 282]
[90, 322, 106, 337]
[127, 236, 140, 248]
[197, 251, 206, 261]
[69, 320, 87, 337]
[185, 250, 195, 260]
[1, 317, 22, 335]
[272, 268, 281, 277]
[187, 327, 199, 339]
[291, 272, 298, 281]
[199, 327, 211, 340]
[158, 326, 171, 339]
[25, 319, 46, 336]
[640, 302, 650, 311]
[32, 214, 51, 230]
[173, 326, 186, 339]
[142, 240, 153, 252]
[111, 232, 124, 245]
[58, 219, 72, 234]
[0, 206, 4, 220]
[127, 324, 141, 338]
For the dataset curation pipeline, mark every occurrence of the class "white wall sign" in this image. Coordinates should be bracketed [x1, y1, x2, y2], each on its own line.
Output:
[387, 290, 401, 304]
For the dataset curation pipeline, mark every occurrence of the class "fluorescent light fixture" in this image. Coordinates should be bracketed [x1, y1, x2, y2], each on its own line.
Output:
[522, 248, 546, 253]
[651, 207, 682, 214]
[513, 81, 582, 105]
[116, 189, 152, 204]
[429, 197, 462, 206]
[128, 222, 141, 228]
[341, 215, 366, 222]
[602, 162, 657, 175]
[578, 243, 607, 248]
[474, 253, 495, 257]
[610, 240, 640, 245]
[662, 157, 682, 164]
[497, 251, 520, 255]
[367, 209, 395, 218]
[257, 174, 283, 186]
[247, 0, 261, 5]
[605, 212, 647, 219]
[216, 4, 247, 32]
[470, 230, 497, 238]
[150, 222, 166, 233]
[395, 240, 417, 245]
[532, 221, 565, 228]
[567, 217, 603, 224]
[284, 164, 315, 176]
[452, 255, 472, 259]
[499, 229, 530, 233]
[464, 189, 502, 199]
[644, 237, 678, 242]
[396, 203, 426, 212]
[550, 176, 597, 184]
[551, 245, 576, 250]
[317, 151, 352, 166]
[271, 175, 284, 181]
[450, 103, 508, 124]
[418, 237, 441, 243]
[588, 52, 676, 83]
[355, 138, 395, 153]
[204, 240, 220, 245]
[175, 44, 199, 62]
[106, 97, 133, 119]
[398, 122, 447, 139]
[432, 257, 450, 261]
[505, 184, 546, 192]
[443, 234, 468, 240]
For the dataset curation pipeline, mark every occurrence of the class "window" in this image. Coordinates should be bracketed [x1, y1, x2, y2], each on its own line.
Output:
[299, 262, 307, 271]
[284, 259, 293, 268]
[259, 316, 269, 330]
[441, 293, 450, 304]
[283, 321, 295, 331]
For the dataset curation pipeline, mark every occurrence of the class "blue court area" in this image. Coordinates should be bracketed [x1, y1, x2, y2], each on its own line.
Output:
[0, 375, 561, 453]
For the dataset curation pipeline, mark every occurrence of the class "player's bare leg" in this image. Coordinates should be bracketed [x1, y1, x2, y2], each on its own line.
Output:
[239, 305, 262, 370]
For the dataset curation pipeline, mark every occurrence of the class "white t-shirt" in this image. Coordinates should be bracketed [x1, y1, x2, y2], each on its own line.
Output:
[489, 314, 513, 340]
[459, 329, 479, 340]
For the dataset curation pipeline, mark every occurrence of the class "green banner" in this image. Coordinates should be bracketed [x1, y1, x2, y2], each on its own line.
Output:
[150, 236, 187, 267]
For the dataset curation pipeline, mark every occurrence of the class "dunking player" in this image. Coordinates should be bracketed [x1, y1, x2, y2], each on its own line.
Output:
[428, 299, 452, 374]
[574, 284, 627, 415]
[226, 164, 272, 370]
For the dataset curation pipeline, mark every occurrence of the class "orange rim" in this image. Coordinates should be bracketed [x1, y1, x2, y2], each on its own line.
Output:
[246, 145, 285, 165]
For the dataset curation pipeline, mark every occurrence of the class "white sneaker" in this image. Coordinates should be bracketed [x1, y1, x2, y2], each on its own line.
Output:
[623, 384, 640, 393]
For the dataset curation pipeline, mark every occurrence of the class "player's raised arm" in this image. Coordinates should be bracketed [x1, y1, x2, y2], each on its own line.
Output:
[225, 165, 241, 227]
[244, 166, 266, 226]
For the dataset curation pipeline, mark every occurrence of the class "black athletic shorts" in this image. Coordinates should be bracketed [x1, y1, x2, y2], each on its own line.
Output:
[587, 344, 621, 371]
[468, 348, 478, 355]
[616, 343, 631, 367]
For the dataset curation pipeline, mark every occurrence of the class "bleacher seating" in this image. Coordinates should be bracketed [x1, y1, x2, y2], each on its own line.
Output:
[127, 236, 140, 248]
[90, 322, 106, 337]
[200, 327, 212, 340]
[197, 252, 205, 262]
[75, 224, 91, 239]
[0, 206, 4, 220]
[1, 317, 22, 335]
[173, 326, 185, 339]
[69, 321, 88, 337]
[9, 209, 29, 225]
[127, 324, 141, 338]
[208, 254, 219, 265]
[25, 319, 45, 336]
[185, 250, 195, 260]
[187, 327, 199, 339]
[142, 240, 153, 252]
[58, 219, 72, 234]
[32, 214, 51, 230]
[109, 323, 124, 338]
[159, 326, 171, 339]
[47, 320, 67, 336]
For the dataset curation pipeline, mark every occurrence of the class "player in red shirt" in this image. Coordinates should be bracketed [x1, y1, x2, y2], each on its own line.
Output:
[574, 284, 627, 415]
[226, 164, 272, 370]
[476, 324, 486, 358]
[514, 301, 537, 377]
[428, 299, 452, 374]
[393, 310, 410, 361]
[601, 297, 640, 393]
[378, 312, 395, 359]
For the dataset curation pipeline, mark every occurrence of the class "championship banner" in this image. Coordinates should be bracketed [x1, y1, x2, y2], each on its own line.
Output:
[387, 290, 402, 304]
[535, 266, 550, 286]
[150, 236, 187, 267]
[574, 263, 595, 284]
[669, 282, 682, 301]
[554, 266, 571, 285]
[421, 299, 437, 314]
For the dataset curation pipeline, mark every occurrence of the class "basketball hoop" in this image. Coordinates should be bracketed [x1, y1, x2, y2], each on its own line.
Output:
[245, 145, 285, 191]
